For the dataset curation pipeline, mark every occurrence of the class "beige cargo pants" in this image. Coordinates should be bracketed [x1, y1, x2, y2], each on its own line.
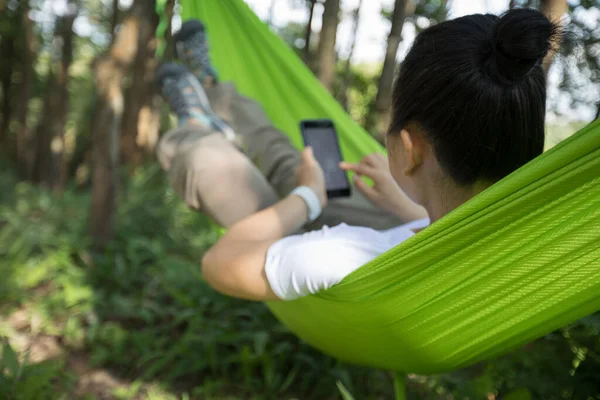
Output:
[157, 82, 404, 232]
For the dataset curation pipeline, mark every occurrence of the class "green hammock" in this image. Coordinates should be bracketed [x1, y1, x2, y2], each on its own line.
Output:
[168, 0, 600, 380]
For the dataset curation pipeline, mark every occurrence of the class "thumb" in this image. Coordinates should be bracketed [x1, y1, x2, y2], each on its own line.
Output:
[302, 147, 316, 163]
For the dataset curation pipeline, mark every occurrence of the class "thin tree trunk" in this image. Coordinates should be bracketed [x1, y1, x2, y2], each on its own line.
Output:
[373, 0, 408, 137]
[509, 0, 517, 8]
[89, 6, 144, 249]
[38, 1, 79, 192]
[158, 0, 176, 134]
[0, 36, 16, 147]
[161, 0, 176, 62]
[337, 0, 363, 111]
[303, 0, 317, 63]
[111, 0, 120, 38]
[316, 0, 340, 92]
[120, 0, 159, 168]
[15, 0, 36, 180]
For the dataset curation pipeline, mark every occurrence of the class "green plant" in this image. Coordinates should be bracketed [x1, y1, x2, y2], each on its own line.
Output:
[0, 340, 71, 400]
[0, 161, 598, 399]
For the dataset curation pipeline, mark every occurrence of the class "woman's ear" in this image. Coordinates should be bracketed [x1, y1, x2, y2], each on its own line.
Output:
[400, 129, 424, 176]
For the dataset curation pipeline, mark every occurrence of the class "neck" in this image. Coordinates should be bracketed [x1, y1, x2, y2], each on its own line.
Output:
[421, 179, 490, 224]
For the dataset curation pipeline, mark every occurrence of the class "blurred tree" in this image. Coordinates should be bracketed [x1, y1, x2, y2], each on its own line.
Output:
[367, 0, 449, 138]
[120, 0, 160, 167]
[36, 0, 80, 191]
[89, 0, 152, 249]
[15, 0, 37, 180]
[304, 0, 317, 63]
[372, 0, 408, 138]
[160, 0, 176, 62]
[65, 0, 126, 185]
[286, 0, 320, 66]
[316, 0, 340, 92]
[0, 1, 19, 149]
[337, 0, 363, 110]
[110, 0, 120, 37]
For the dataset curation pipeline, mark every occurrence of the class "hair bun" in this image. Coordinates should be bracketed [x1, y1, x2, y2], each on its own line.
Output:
[484, 8, 557, 85]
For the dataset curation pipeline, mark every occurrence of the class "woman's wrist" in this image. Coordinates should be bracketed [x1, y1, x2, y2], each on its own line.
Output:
[290, 186, 323, 223]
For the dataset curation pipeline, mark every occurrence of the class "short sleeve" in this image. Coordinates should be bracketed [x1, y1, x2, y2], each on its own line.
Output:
[264, 225, 394, 301]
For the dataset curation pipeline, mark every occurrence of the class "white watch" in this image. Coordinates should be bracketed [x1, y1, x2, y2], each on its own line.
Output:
[291, 186, 322, 222]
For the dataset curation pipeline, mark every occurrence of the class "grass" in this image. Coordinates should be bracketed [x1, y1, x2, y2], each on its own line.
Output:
[0, 164, 396, 399]
[0, 160, 598, 400]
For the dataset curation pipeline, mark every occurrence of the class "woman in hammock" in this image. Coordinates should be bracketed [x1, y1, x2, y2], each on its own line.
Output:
[156, 9, 557, 301]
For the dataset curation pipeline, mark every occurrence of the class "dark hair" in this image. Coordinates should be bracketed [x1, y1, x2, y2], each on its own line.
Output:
[389, 9, 559, 185]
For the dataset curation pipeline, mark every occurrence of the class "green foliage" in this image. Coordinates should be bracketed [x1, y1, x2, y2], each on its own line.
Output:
[0, 339, 70, 400]
[1, 0, 599, 397]
[381, 0, 450, 29]
[0, 160, 599, 399]
[0, 163, 394, 399]
[336, 380, 356, 400]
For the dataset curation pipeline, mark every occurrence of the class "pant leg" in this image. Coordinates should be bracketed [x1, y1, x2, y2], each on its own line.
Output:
[157, 124, 279, 228]
[204, 82, 301, 198]
[203, 82, 407, 231]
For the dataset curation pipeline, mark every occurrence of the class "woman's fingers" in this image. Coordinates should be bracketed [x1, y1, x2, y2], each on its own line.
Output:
[353, 175, 378, 201]
[339, 161, 377, 178]
[302, 147, 317, 165]
[339, 161, 357, 171]
[362, 153, 388, 168]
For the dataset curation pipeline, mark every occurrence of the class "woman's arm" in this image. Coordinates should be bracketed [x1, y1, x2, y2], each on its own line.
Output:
[201, 148, 327, 301]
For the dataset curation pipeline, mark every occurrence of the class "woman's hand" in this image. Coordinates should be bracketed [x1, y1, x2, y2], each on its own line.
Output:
[296, 147, 327, 208]
[340, 153, 427, 220]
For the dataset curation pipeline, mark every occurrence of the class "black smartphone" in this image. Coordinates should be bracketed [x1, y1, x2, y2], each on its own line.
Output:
[300, 119, 351, 198]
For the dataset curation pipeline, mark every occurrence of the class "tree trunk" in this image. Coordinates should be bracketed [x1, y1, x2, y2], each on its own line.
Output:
[161, 0, 176, 62]
[120, 0, 159, 168]
[509, 0, 517, 8]
[303, 0, 317, 63]
[15, 0, 37, 180]
[110, 0, 120, 38]
[37, 1, 79, 192]
[337, 0, 363, 110]
[0, 33, 16, 147]
[540, 0, 568, 73]
[89, 5, 145, 249]
[373, 0, 408, 137]
[316, 0, 340, 92]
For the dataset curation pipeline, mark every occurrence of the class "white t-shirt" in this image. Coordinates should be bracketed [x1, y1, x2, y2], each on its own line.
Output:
[265, 218, 430, 301]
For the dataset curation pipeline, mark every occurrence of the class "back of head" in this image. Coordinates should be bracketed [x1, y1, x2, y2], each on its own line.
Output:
[389, 8, 558, 185]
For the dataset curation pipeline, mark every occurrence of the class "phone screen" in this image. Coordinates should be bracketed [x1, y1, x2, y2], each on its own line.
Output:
[301, 121, 351, 198]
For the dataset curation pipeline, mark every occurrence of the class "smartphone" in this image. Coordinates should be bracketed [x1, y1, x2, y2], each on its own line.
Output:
[300, 119, 351, 198]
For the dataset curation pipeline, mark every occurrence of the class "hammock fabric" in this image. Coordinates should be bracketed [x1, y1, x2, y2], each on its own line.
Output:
[174, 0, 600, 376]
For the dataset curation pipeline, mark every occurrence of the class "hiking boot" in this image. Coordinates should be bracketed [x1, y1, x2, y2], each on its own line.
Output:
[155, 63, 237, 143]
[174, 19, 219, 87]
[155, 63, 215, 127]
